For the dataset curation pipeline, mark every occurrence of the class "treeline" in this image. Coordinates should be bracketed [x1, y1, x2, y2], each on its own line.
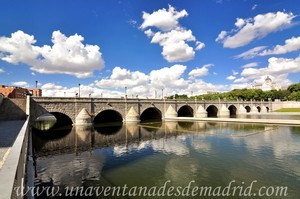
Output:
[167, 82, 300, 101]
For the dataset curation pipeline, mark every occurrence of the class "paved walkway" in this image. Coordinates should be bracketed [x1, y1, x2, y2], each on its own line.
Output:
[0, 120, 25, 169]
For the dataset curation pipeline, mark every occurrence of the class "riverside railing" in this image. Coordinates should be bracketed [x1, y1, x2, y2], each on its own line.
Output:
[0, 117, 33, 199]
[0, 95, 34, 199]
[0, 93, 3, 106]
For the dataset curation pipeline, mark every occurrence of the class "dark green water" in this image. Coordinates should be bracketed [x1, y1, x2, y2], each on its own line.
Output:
[32, 120, 300, 198]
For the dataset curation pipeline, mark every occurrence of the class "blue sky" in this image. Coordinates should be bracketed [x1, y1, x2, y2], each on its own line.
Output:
[0, 0, 300, 98]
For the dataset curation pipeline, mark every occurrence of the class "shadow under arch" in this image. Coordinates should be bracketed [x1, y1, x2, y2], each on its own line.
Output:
[206, 105, 218, 117]
[32, 112, 73, 140]
[228, 105, 237, 117]
[178, 105, 193, 117]
[94, 109, 123, 135]
[257, 106, 261, 112]
[178, 121, 194, 129]
[140, 107, 162, 122]
[141, 122, 162, 133]
[245, 106, 251, 113]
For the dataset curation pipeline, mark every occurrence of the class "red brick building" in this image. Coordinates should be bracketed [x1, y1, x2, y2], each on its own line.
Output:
[0, 85, 42, 98]
[28, 88, 42, 97]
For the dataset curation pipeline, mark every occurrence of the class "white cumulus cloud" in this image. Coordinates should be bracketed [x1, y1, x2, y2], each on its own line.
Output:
[95, 66, 149, 89]
[0, 30, 40, 64]
[236, 36, 300, 59]
[140, 5, 204, 62]
[189, 64, 213, 78]
[241, 62, 259, 68]
[12, 81, 30, 88]
[0, 68, 4, 74]
[150, 64, 189, 89]
[41, 83, 120, 98]
[233, 77, 248, 83]
[42, 64, 228, 98]
[235, 46, 267, 59]
[216, 11, 296, 48]
[239, 55, 300, 87]
[226, 75, 236, 80]
[260, 36, 300, 56]
[0, 30, 105, 78]
[140, 4, 188, 32]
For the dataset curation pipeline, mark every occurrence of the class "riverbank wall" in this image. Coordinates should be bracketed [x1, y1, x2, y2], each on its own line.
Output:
[272, 101, 300, 111]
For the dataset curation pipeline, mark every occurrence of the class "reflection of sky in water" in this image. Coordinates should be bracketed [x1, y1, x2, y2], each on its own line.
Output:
[34, 121, 300, 198]
[36, 151, 104, 187]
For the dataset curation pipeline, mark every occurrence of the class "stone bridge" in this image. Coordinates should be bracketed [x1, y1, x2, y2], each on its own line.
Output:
[30, 97, 271, 125]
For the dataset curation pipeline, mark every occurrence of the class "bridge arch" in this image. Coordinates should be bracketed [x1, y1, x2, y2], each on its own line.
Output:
[178, 105, 193, 117]
[140, 107, 162, 122]
[257, 106, 261, 112]
[32, 111, 73, 126]
[206, 105, 218, 117]
[50, 112, 73, 126]
[94, 109, 123, 135]
[228, 105, 237, 117]
[32, 112, 73, 139]
[94, 109, 123, 124]
[245, 106, 251, 113]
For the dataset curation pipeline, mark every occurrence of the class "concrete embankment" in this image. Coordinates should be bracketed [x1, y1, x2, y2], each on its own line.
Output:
[165, 117, 300, 126]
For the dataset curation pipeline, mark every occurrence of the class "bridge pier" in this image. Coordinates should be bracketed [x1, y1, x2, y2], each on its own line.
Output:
[251, 106, 259, 113]
[218, 104, 230, 117]
[195, 105, 207, 118]
[165, 105, 177, 118]
[124, 107, 140, 122]
[260, 105, 268, 113]
[75, 108, 92, 126]
[237, 105, 247, 114]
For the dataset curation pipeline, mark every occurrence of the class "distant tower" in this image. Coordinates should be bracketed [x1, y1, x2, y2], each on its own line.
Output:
[265, 76, 272, 86]
[261, 76, 273, 91]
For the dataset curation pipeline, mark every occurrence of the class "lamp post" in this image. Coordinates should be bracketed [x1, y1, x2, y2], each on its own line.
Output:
[78, 83, 81, 98]
[161, 88, 164, 99]
[125, 86, 127, 99]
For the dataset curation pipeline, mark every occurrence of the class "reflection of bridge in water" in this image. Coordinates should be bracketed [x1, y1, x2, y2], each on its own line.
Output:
[30, 97, 271, 125]
[33, 121, 267, 156]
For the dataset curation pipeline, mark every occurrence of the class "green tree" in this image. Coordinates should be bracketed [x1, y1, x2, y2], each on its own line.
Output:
[287, 82, 300, 93]
[288, 91, 300, 101]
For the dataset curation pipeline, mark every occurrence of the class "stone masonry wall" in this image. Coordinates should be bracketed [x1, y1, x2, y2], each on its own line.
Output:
[0, 98, 26, 121]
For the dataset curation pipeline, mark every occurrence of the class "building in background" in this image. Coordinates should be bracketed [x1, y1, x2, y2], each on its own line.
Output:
[251, 76, 281, 91]
[0, 85, 42, 98]
[28, 88, 42, 97]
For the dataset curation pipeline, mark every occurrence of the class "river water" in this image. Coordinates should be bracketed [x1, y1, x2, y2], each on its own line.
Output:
[32, 116, 300, 198]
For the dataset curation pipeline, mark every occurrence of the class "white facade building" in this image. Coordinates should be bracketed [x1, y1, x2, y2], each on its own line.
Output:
[251, 76, 281, 91]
